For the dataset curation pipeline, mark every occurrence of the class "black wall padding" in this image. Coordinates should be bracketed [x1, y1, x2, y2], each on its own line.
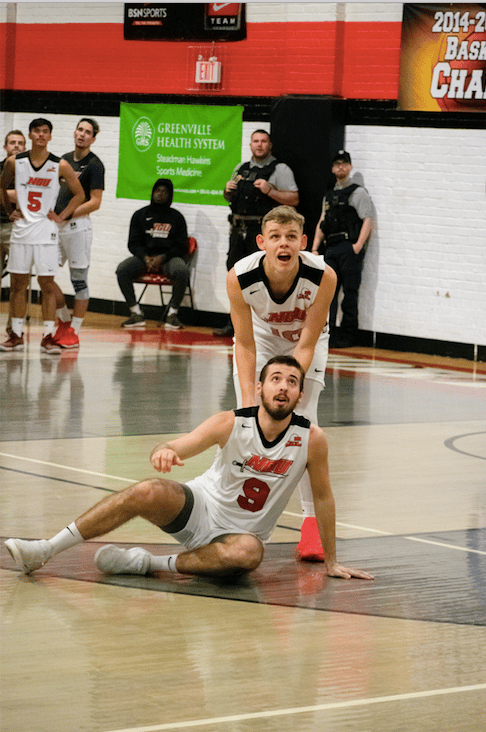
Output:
[270, 96, 345, 243]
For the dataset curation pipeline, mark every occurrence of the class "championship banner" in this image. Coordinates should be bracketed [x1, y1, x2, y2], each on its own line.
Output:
[117, 103, 243, 205]
[398, 3, 486, 112]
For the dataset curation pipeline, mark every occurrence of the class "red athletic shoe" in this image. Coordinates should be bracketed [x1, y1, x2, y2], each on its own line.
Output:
[0, 332, 24, 351]
[295, 517, 325, 562]
[53, 321, 79, 349]
[40, 334, 62, 355]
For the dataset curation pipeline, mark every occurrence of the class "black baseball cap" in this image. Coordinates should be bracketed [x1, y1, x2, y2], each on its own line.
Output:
[332, 150, 352, 165]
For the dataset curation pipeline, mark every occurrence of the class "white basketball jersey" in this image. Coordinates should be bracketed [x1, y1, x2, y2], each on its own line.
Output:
[11, 152, 61, 245]
[235, 250, 327, 346]
[186, 407, 310, 542]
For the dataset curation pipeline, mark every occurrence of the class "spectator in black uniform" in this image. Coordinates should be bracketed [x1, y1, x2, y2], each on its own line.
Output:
[116, 179, 189, 330]
[312, 150, 373, 348]
[214, 130, 299, 337]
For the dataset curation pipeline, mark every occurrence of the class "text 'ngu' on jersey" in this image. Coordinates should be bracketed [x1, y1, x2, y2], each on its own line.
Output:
[186, 407, 310, 543]
[12, 152, 60, 245]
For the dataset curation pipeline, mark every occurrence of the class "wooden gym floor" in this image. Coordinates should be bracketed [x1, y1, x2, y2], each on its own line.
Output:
[1, 306, 485, 732]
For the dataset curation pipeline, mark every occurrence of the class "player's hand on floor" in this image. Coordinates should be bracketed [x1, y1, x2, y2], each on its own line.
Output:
[325, 563, 374, 580]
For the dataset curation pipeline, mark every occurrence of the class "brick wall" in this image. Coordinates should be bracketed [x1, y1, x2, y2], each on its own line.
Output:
[346, 126, 486, 345]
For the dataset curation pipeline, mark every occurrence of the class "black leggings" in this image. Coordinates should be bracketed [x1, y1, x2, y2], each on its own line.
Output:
[324, 242, 364, 336]
[116, 255, 189, 310]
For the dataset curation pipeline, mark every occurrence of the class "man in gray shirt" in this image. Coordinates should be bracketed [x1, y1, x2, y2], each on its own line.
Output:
[215, 129, 299, 337]
[224, 129, 299, 268]
[312, 150, 373, 348]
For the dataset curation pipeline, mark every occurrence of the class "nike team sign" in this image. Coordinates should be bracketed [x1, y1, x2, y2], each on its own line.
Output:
[124, 4, 246, 41]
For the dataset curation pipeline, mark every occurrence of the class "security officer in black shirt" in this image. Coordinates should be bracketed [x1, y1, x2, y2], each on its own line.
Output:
[312, 150, 373, 348]
[214, 130, 299, 337]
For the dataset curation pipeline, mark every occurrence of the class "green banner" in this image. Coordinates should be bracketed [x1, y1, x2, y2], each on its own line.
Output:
[117, 102, 243, 205]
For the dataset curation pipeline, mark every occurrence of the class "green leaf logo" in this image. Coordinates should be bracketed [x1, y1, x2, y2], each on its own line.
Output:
[132, 117, 155, 152]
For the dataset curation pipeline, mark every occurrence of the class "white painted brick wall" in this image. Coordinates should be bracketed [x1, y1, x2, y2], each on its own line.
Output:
[248, 3, 340, 23]
[346, 126, 486, 345]
[14, 2, 122, 23]
[345, 3, 404, 22]
[248, 3, 402, 23]
[7, 2, 404, 25]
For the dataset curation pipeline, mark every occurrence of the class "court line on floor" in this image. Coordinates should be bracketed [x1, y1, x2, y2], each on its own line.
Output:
[405, 536, 486, 554]
[0, 452, 135, 483]
[444, 431, 486, 461]
[284, 511, 486, 555]
[0, 465, 116, 492]
[104, 683, 486, 732]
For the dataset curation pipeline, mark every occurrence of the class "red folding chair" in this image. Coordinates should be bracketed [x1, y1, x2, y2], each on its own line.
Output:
[134, 237, 197, 318]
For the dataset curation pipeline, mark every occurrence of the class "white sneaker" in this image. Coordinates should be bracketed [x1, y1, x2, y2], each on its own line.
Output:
[94, 545, 151, 575]
[4, 538, 53, 573]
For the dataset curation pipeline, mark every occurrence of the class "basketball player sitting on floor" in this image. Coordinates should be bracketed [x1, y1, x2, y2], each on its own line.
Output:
[5, 356, 373, 582]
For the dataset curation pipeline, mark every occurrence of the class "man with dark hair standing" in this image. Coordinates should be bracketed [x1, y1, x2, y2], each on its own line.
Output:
[52, 118, 105, 349]
[215, 129, 299, 337]
[312, 150, 373, 348]
[0, 118, 84, 354]
[116, 178, 189, 330]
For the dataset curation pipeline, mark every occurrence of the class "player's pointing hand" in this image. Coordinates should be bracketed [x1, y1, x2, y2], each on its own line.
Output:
[150, 447, 185, 473]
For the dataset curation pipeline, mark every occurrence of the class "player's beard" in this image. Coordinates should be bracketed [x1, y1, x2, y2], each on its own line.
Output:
[260, 391, 296, 421]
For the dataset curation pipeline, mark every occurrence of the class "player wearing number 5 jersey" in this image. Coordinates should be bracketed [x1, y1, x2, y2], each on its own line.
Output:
[4, 356, 374, 582]
[0, 118, 84, 354]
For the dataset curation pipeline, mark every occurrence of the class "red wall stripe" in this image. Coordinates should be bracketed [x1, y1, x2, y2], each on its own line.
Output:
[1, 21, 401, 99]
